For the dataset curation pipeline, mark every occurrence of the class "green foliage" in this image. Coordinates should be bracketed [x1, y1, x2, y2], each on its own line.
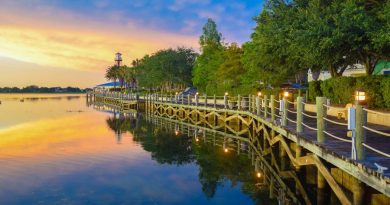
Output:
[381, 77, 390, 108]
[356, 76, 385, 108]
[199, 18, 222, 47]
[134, 47, 197, 91]
[308, 76, 390, 108]
[307, 81, 322, 102]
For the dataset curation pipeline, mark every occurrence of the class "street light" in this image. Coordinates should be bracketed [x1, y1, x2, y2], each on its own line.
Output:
[355, 89, 366, 105]
[257, 92, 262, 97]
[283, 91, 289, 98]
[225, 92, 229, 96]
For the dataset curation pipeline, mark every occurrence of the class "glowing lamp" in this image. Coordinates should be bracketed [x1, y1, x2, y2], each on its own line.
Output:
[175, 92, 178, 95]
[257, 92, 262, 97]
[195, 137, 199, 142]
[355, 89, 366, 105]
[283, 91, 289, 98]
[225, 92, 229, 96]
[175, 130, 179, 136]
[196, 92, 199, 95]
[256, 172, 262, 178]
[224, 148, 229, 153]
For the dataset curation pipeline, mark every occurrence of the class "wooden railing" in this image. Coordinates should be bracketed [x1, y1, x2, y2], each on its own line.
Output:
[91, 91, 390, 164]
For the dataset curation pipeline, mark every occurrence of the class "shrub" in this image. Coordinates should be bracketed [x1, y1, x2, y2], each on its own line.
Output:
[381, 77, 390, 108]
[356, 76, 384, 108]
[308, 81, 322, 102]
[320, 77, 356, 105]
[308, 76, 389, 108]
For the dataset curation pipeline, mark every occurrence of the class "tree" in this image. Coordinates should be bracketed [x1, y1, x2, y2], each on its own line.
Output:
[105, 65, 120, 89]
[217, 43, 245, 92]
[134, 47, 197, 92]
[193, 18, 225, 93]
[199, 18, 222, 47]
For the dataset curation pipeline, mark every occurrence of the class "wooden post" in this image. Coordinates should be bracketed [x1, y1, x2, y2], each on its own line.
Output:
[224, 95, 228, 109]
[248, 95, 251, 112]
[187, 94, 190, 105]
[264, 95, 268, 119]
[282, 97, 287, 126]
[316, 97, 326, 143]
[195, 94, 199, 106]
[296, 96, 303, 133]
[355, 105, 366, 160]
[213, 94, 216, 109]
[270, 95, 275, 123]
[252, 95, 256, 113]
[256, 96, 260, 115]
[237, 95, 241, 110]
[204, 94, 208, 107]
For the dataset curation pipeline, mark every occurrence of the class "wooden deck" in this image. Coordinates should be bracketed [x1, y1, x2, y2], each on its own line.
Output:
[89, 92, 390, 204]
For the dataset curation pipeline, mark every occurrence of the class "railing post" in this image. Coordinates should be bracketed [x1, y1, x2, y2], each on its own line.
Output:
[355, 105, 366, 160]
[187, 94, 190, 105]
[282, 97, 287, 126]
[256, 96, 260, 115]
[237, 95, 241, 110]
[224, 95, 228, 109]
[195, 94, 199, 106]
[213, 94, 217, 109]
[252, 95, 256, 113]
[296, 96, 303, 133]
[181, 94, 184, 105]
[204, 94, 208, 107]
[316, 97, 326, 143]
[175, 94, 178, 104]
[264, 95, 268, 119]
[248, 95, 251, 112]
[270, 95, 275, 123]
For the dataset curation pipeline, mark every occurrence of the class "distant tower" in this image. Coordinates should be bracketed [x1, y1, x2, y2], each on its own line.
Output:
[115, 52, 122, 66]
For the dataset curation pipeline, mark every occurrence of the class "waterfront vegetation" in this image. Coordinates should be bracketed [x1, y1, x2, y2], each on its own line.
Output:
[104, 0, 390, 107]
[0, 85, 87, 93]
[308, 76, 390, 108]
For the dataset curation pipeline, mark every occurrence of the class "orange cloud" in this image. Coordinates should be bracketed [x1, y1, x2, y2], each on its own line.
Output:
[0, 5, 199, 85]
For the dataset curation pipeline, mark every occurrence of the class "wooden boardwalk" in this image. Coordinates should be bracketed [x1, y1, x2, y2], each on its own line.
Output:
[89, 92, 390, 204]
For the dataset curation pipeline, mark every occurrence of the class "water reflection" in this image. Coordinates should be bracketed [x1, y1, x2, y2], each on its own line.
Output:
[104, 111, 298, 204]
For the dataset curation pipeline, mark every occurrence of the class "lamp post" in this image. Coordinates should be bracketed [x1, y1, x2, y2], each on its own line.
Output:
[355, 89, 366, 105]
[354, 89, 367, 160]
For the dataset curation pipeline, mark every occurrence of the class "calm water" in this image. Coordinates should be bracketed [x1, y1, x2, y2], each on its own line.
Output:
[0, 94, 275, 205]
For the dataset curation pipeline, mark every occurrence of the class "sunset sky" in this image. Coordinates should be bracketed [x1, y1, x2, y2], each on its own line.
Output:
[0, 0, 263, 88]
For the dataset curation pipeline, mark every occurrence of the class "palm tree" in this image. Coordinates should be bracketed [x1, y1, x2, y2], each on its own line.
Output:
[118, 65, 129, 90]
[105, 65, 120, 90]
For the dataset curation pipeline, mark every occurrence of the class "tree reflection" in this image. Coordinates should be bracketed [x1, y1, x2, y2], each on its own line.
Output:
[106, 113, 195, 165]
[105, 114, 276, 204]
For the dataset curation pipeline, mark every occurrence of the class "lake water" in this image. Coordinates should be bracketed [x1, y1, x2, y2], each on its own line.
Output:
[0, 94, 278, 205]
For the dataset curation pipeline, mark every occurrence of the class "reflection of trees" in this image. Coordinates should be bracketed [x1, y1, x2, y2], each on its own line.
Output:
[194, 143, 274, 204]
[106, 114, 195, 165]
[105, 115, 276, 204]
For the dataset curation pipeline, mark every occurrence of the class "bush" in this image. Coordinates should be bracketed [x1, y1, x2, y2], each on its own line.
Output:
[381, 77, 390, 108]
[356, 76, 384, 108]
[309, 76, 389, 108]
[308, 81, 322, 102]
[320, 77, 356, 105]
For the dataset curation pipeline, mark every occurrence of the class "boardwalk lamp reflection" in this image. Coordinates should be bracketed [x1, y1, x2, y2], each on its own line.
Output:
[223, 138, 229, 153]
[355, 89, 366, 105]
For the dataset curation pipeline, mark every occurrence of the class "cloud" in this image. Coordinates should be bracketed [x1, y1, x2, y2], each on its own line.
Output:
[0, 5, 199, 73]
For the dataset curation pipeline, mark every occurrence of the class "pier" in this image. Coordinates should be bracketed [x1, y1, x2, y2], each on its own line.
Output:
[88, 91, 390, 204]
